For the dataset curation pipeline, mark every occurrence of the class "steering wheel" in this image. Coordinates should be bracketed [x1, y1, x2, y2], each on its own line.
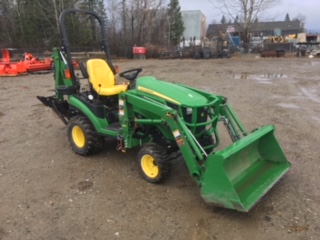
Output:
[119, 68, 142, 81]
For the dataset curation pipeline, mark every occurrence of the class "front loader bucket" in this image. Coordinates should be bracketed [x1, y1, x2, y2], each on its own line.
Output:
[200, 125, 291, 212]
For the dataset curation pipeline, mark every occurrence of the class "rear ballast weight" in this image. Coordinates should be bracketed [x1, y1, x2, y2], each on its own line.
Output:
[37, 8, 291, 212]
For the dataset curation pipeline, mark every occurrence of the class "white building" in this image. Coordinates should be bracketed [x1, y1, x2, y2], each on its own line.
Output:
[181, 10, 207, 47]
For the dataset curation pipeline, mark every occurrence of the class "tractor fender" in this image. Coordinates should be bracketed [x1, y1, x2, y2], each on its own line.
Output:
[68, 95, 108, 132]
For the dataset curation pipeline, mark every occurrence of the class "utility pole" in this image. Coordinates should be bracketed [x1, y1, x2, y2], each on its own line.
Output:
[131, 15, 134, 45]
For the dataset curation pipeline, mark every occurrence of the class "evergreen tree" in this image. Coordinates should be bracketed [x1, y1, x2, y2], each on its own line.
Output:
[0, 0, 111, 48]
[234, 15, 239, 23]
[220, 15, 226, 24]
[285, 13, 290, 21]
[70, 0, 109, 46]
[168, 0, 185, 46]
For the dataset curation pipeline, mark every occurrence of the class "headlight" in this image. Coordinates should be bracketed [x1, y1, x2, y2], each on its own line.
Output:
[186, 108, 193, 115]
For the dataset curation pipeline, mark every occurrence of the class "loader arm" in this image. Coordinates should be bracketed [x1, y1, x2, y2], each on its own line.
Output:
[119, 91, 205, 180]
[120, 90, 290, 212]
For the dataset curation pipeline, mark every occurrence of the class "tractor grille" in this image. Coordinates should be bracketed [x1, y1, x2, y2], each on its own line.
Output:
[182, 106, 208, 135]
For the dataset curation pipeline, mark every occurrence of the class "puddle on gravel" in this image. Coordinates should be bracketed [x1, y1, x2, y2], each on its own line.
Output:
[277, 103, 300, 109]
[233, 73, 288, 83]
[300, 87, 320, 103]
[272, 95, 284, 99]
[304, 61, 320, 66]
[312, 116, 320, 124]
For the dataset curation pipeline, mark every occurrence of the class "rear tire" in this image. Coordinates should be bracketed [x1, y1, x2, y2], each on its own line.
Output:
[137, 143, 171, 183]
[67, 115, 104, 155]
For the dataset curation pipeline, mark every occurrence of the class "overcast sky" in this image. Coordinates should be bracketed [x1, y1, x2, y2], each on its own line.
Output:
[178, 0, 319, 30]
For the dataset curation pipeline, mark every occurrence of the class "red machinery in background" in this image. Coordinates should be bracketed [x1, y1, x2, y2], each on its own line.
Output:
[0, 49, 53, 76]
[22, 53, 53, 73]
[133, 46, 147, 59]
[0, 49, 28, 76]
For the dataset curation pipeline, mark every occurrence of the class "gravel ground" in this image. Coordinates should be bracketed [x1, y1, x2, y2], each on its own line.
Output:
[0, 56, 320, 240]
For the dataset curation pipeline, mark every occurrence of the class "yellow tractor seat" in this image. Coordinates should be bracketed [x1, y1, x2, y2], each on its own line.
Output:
[86, 59, 127, 96]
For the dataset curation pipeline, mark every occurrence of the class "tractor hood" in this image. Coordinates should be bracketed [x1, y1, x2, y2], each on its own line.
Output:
[136, 76, 208, 106]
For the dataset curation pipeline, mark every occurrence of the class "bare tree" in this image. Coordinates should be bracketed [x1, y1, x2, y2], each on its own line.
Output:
[0, 0, 15, 45]
[210, 0, 280, 52]
[292, 13, 306, 32]
[112, 0, 166, 46]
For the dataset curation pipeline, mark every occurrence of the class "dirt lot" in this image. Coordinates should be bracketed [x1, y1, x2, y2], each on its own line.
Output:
[1, 56, 320, 240]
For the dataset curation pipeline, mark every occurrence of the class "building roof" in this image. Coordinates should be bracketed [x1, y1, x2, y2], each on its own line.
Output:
[207, 20, 301, 38]
[251, 21, 301, 32]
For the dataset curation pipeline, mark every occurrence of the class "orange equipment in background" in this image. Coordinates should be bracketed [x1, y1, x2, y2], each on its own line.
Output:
[22, 52, 53, 73]
[0, 49, 28, 76]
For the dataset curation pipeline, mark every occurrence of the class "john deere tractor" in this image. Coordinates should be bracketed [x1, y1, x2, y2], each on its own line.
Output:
[38, 9, 291, 212]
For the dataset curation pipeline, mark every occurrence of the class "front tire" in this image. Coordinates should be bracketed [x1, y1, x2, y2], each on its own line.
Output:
[67, 115, 104, 155]
[137, 143, 171, 183]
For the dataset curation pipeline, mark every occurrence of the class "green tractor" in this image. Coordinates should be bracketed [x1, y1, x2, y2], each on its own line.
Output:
[38, 9, 291, 212]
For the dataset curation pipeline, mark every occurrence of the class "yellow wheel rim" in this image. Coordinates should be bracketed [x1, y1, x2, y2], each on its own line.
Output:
[141, 154, 159, 178]
[72, 126, 85, 148]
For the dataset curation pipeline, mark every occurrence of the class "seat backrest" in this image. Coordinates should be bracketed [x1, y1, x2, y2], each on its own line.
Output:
[87, 59, 115, 91]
